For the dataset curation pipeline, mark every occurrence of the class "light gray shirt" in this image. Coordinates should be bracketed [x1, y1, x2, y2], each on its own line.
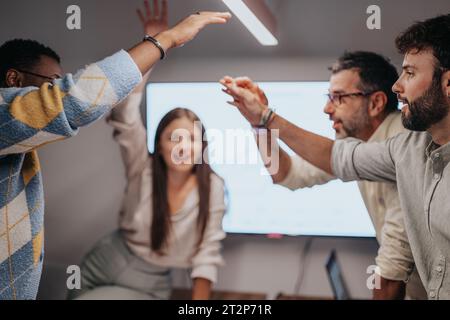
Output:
[332, 130, 450, 300]
[278, 112, 426, 299]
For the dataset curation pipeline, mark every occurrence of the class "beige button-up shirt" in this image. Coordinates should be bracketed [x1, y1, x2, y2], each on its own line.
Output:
[278, 112, 426, 298]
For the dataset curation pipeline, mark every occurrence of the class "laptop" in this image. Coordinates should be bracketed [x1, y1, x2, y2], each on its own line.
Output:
[325, 250, 351, 300]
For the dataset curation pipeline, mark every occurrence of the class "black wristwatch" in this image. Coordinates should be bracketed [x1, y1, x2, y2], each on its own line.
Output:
[143, 35, 166, 60]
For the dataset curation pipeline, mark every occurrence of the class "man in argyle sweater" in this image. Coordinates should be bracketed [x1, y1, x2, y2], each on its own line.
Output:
[0, 10, 231, 299]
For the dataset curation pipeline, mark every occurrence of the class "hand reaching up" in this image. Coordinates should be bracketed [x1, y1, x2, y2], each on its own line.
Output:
[137, 0, 169, 36]
[220, 76, 269, 127]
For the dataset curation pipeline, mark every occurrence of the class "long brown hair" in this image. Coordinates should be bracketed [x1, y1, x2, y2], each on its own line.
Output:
[151, 108, 215, 255]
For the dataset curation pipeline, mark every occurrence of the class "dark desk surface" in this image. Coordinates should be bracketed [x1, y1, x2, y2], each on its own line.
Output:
[170, 289, 336, 300]
[170, 288, 267, 300]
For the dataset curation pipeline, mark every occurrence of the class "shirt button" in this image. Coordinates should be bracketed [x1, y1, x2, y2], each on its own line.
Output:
[430, 291, 436, 298]
[434, 153, 440, 158]
[434, 173, 440, 179]
[437, 266, 443, 272]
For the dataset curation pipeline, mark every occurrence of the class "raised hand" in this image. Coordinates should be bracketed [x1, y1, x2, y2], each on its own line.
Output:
[222, 76, 269, 105]
[137, 0, 169, 36]
[127, 11, 231, 75]
[220, 76, 269, 127]
[166, 11, 231, 48]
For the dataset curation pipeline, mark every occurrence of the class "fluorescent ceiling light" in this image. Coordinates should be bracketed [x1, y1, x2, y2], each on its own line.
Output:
[222, 0, 278, 46]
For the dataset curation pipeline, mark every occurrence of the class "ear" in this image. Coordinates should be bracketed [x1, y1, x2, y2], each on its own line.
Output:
[5, 69, 23, 87]
[368, 91, 387, 117]
[443, 69, 450, 98]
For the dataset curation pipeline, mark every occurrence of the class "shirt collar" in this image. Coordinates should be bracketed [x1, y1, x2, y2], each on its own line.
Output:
[425, 138, 450, 165]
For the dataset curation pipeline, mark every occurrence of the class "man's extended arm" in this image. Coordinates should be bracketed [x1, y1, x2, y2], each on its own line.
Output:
[0, 11, 231, 156]
[220, 76, 398, 183]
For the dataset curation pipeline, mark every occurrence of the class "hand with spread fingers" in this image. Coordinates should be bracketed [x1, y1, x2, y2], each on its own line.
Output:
[128, 9, 231, 73]
[220, 76, 270, 127]
[167, 11, 232, 49]
[222, 76, 269, 105]
[137, 0, 169, 36]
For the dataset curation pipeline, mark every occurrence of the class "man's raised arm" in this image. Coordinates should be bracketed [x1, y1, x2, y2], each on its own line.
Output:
[220, 76, 335, 175]
[220, 76, 398, 184]
[0, 11, 231, 156]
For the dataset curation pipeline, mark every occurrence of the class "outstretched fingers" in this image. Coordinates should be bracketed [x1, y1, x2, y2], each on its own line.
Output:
[198, 11, 232, 25]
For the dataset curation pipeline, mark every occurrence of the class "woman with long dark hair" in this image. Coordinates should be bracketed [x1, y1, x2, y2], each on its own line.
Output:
[69, 1, 226, 300]
[70, 81, 226, 300]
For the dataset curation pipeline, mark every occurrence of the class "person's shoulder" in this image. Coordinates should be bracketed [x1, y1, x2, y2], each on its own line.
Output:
[208, 172, 227, 214]
[209, 171, 226, 199]
[401, 131, 431, 145]
[387, 130, 430, 160]
[386, 111, 407, 137]
[145, 155, 154, 177]
[210, 171, 225, 189]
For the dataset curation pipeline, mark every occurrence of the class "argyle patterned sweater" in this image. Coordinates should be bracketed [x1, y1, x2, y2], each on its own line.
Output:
[0, 50, 141, 300]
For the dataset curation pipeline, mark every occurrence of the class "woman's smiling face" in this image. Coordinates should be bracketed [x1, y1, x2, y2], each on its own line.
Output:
[159, 116, 203, 173]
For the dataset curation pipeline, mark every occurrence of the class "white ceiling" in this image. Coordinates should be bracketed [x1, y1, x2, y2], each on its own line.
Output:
[166, 0, 450, 59]
[0, 0, 449, 64]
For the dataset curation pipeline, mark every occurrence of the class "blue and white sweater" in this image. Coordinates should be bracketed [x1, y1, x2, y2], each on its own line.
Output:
[0, 50, 142, 299]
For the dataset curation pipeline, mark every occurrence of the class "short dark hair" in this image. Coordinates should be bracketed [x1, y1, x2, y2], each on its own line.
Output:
[330, 51, 399, 113]
[396, 14, 450, 71]
[0, 39, 61, 86]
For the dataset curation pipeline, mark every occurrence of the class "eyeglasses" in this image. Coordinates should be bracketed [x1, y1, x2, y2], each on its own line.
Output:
[15, 68, 61, 81]
[325, 91, 376, 106]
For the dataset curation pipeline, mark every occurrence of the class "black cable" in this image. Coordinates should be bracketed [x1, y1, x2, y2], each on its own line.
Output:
[293, 236, 314, 294]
